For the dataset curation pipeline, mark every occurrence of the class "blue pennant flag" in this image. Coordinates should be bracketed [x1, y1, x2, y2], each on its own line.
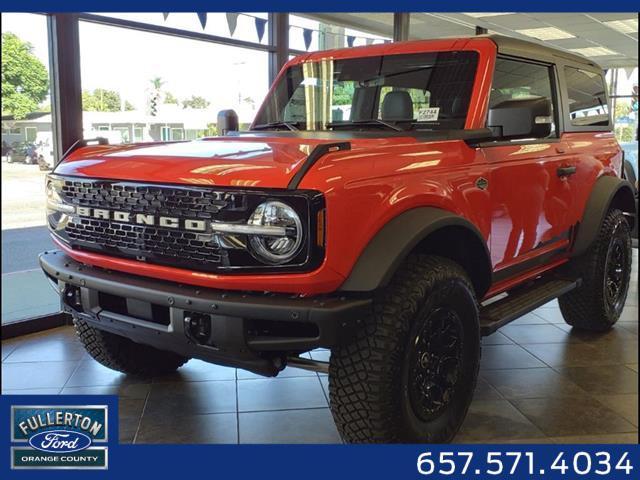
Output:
[255, 17, 267, 42]
[197, 12, 207, 30]
[303, 28, 313, 51]
[347, 35, 356, 47]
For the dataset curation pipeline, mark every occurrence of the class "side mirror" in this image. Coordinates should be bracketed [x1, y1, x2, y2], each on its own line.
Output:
[217, 109, 239, 136]
[488, 97, 552, 140]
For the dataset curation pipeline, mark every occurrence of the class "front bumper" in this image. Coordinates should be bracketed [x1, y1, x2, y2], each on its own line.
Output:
[39, 250, 371, 376]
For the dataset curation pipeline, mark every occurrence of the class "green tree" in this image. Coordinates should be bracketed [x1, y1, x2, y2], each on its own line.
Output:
[1, 32, 49, 119]
[332, 82, 355, 106]
[164, 92, 178, 104]
[182, 95, 210, 109]
[615, 101, 631, 120]
[82, 89, 128, 112]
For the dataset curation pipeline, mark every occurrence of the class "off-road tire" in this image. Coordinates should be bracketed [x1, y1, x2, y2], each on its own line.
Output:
[73, 317, 189, 375]
[329, 254, 480, 443]
[559, 209, 632, 331]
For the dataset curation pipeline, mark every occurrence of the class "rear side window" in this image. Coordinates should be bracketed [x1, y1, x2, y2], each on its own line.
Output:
[489, 57, 556, 137]
[564, 67, 609, 127]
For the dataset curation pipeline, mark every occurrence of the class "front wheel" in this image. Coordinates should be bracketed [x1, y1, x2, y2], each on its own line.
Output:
[329, 255, 480, 443]
[559, 209, 632, 331]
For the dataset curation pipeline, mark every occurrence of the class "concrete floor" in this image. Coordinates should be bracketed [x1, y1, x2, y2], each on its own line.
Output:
[1, 250, 638, 444]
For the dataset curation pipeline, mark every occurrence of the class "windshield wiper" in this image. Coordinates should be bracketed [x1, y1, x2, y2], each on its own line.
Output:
[251, 121, 300, 131]
[326, 119, 405, 132]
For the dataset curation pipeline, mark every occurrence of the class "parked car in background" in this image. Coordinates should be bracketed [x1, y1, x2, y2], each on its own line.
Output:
[5, 141, 38, 164]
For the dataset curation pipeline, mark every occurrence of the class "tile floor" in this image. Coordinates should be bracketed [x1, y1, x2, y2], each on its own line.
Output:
[2, 250, 638, 444]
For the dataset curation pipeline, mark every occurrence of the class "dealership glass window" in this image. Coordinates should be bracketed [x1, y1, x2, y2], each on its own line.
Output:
[609, 67, 639, 179]
[1, 13, 61, 325]
[79, 21, 269, 143]
[289, 14, 390, 52]
[90, 12, 270, 45]
[564, 66, 609, 127]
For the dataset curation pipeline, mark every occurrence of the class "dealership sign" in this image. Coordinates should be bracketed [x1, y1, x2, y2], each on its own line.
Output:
[11, 405, 109, 469]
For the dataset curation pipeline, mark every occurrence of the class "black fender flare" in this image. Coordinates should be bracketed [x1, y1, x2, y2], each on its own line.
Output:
[572, 175, 636, 257]
[339, 207, 492, 297]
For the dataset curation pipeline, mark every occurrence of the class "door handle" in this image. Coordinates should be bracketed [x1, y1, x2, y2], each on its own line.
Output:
[557, 166, 577, 177]
[555, 146, 566, 154]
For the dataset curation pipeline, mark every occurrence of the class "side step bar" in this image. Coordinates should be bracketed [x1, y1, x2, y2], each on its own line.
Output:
[479, 276, 582, 336]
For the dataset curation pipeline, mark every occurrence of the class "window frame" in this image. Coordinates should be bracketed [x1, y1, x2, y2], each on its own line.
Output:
[557, 62, 612, 133]
[25, 126, 38, 143]
[481, 54, 563, 146]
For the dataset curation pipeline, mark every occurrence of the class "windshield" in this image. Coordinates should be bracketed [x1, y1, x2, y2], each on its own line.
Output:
[253, 51, 479, 132]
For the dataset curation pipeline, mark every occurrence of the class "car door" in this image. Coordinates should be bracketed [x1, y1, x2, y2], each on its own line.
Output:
[481, 57, 575, 275]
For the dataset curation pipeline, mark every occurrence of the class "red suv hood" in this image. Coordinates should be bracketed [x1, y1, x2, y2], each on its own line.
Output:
[54, 136, 402, 189]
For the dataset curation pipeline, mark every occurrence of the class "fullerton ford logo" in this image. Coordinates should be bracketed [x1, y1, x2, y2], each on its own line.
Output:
[11, 405, 109, 470]
[28, 430, 92, 453]
[75, 206, 209, 231]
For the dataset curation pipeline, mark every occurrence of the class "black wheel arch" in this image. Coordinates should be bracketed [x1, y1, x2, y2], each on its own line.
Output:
[572, 175, 636, 258]
[339, 207, 492, 298]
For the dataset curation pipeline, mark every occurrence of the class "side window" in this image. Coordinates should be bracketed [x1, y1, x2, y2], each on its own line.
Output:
[564, 66, 609, 127]
[489, 58, 556, 137]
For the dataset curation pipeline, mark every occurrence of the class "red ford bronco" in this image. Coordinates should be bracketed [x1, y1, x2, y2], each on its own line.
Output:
[41, 35, 636, 443]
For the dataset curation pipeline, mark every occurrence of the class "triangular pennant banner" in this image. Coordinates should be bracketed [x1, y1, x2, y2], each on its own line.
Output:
[303, 28, 313, 51]
[162, 13, 169, 20]
[347, 35, 356, 48]
[255, 17, 267, 42]
[623, 67, 635, 81]
[197, 13, 207, 30]
[226, 13, 239, 36]
[366, 38, 374, 46]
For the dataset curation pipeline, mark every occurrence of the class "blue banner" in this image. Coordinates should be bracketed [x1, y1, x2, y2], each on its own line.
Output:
[1, 395, 639, 479]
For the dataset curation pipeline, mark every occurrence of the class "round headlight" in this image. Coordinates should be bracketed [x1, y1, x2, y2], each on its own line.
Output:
[247, 201, 303, 264]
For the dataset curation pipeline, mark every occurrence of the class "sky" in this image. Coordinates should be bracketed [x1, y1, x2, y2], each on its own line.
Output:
[1, 13, 388, 120]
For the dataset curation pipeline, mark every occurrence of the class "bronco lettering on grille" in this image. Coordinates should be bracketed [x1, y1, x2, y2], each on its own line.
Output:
[75, 206, 207, 232]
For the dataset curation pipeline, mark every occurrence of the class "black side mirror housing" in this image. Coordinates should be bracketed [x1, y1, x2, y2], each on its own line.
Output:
[488, 97, 552, 140]
[217, 109, 239, 136]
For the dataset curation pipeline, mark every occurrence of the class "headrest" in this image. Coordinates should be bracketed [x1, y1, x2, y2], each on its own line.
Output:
[381, 91, 413, 121]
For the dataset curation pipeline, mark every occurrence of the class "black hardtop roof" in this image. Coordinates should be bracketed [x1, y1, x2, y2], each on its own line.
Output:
[486, 34, 602, 70]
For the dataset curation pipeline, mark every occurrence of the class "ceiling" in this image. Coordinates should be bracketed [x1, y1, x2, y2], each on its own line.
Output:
[300, 13, 638, 68]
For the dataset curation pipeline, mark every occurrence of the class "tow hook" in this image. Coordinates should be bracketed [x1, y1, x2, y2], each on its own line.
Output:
[183, 313, 212, 345]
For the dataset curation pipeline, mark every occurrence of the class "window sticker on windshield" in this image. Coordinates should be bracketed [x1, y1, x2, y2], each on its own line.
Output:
[417, 107, 440, 121]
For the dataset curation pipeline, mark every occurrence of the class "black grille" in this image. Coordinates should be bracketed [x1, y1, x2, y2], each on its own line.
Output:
[66, 218, 227, 267]
[58, 179, 247, 271]
[60, 180, 247, 220]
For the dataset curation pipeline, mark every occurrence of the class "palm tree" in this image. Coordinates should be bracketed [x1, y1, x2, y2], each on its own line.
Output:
[149, 77, 165, 116]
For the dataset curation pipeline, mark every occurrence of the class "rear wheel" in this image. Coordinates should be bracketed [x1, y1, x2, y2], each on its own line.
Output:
[74, 317, 189, 376]
[329, 255, 480, 443]
[559, 209, 632, 331]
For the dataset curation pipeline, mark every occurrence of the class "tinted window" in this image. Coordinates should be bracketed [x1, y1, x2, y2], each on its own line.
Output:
[564, 66, 609, 127]
[489, 58, 556, 137]
[255, 51, 479, 131]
